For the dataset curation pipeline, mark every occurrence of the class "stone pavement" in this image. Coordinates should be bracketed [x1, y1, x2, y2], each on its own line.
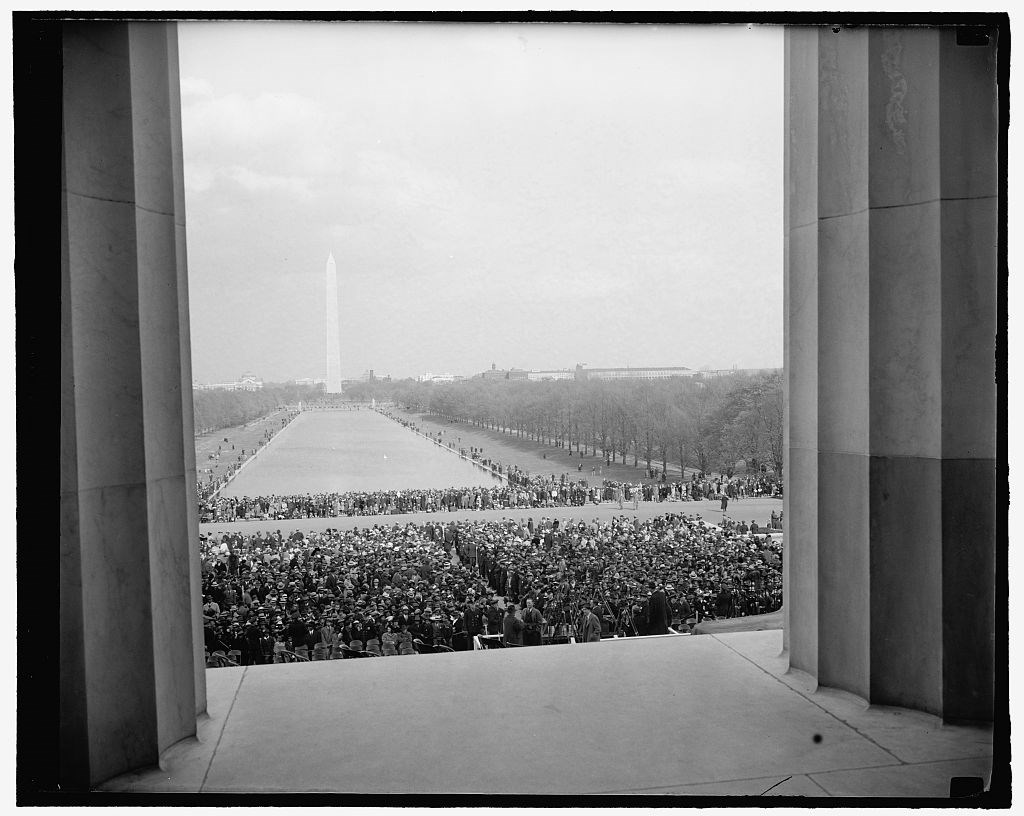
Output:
[99, 630, 991, 797]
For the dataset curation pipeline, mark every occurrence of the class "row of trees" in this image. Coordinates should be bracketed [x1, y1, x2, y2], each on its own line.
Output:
[344, 371, 783, 479]
[192, 382, 323, 435]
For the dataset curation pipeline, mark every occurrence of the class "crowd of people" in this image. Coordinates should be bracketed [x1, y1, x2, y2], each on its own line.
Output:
[721, 512, 783, 534]
[196, 406, 782, 523]
[200, 511, 783, 666]
[198, 472, 782, 524]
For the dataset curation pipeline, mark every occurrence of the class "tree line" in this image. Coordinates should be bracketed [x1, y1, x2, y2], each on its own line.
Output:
[193, 382, 323, 436]
[344, 371, 783, 479]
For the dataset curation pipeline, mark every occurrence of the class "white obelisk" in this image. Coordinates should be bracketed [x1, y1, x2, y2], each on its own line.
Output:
[325, 252, 342, 393]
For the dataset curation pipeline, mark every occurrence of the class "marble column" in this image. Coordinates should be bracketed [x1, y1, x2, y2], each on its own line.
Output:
[59, 22, 203, 788]
[782, 25, 820, 670]
[783, 25, 998, 721]
[164, 22, 209, 721]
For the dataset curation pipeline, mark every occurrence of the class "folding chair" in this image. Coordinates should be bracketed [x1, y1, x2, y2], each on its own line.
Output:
[412, 638, 432, 655]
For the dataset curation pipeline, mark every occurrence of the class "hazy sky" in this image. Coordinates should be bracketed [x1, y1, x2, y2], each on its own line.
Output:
[179, 22, 783, 383]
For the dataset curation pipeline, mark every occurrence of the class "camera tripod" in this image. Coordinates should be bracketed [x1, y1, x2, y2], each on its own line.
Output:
[592, 584, 639, 638]
[541, 579, 577, 639]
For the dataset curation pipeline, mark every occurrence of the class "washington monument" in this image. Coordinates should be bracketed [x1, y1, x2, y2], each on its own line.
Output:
[325, 252, 342, 393]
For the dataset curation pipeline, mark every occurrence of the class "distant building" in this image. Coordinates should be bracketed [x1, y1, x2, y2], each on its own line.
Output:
[194, 372, 264, 391]
[292, 377, 326, 387]
[470, 363, 779, 383]
[527, 369, 575, 381]
[417, 372, 463, 384]
[574, 364, 696, 381]
[700, 367, 779, 379]
[479, 363, 506, 381]
[478, 363, 528, 381]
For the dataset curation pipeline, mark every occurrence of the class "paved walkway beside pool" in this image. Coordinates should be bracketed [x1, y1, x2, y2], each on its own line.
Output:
[99, 630, 992, 797]
[200, 497, 784, 536]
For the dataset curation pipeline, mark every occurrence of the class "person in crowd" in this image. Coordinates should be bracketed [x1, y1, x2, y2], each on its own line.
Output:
[464, 598, 483, 647]
[449, 607, 467, 651]
[502, 603, 524, 646]
[577, 603, 602, 643]
[646, 582, 671, 635]
[397, 623, 414, 655]
[632, 602, 649, 636]
[714, 583, 736, 619]
[478, 597, 497, 635]
[381, 621, 399, 655]
[522, 598, 544, 646]
[669, 587, 692, 632]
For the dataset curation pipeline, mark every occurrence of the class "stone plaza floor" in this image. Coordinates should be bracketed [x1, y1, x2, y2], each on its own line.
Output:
[99, 630, 993, 798]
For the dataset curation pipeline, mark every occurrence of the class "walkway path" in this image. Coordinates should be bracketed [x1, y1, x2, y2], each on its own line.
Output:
[199, 497, 783, 536]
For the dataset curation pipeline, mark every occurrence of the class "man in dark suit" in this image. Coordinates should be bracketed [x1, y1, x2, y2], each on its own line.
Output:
[669, 587, 692, 632]
[714, 584, 735, 619]
[464, 599, 482, 646]
[522, 598, 544, 646]
[485, 599, 502, 636]
[577, 604, 602, 642]
[647, 582, 671, 635]
[451, 609, 469, 651]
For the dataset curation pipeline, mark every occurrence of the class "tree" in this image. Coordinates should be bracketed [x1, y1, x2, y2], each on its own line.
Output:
[350, 369, 782, 483]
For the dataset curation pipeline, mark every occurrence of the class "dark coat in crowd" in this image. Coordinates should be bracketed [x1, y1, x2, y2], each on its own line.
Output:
[714, 588, 735, 618]
[485, 603, 502, 635]
[502, 611, 524, 645]
[646, 588, 671, 635]
[631, 606, 648, 636]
